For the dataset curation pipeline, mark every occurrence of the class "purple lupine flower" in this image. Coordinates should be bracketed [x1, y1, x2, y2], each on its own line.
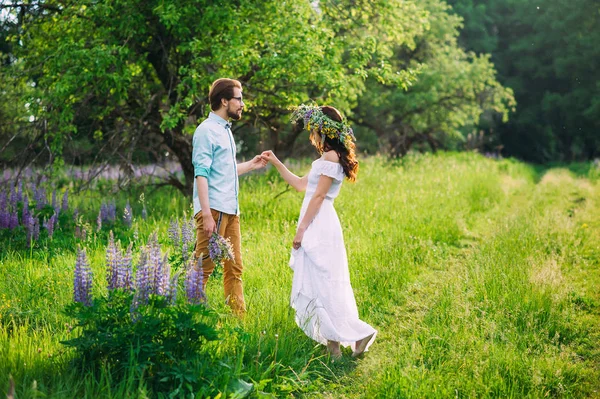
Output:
[16, 181, 23, 203]
[34, 186, 46, 210]
[61, 190, 69, 212]
[208, 233, 235, 264]
[22, 195, 30, 225]
[100, 201, 117, 223]
[8, 211, 18, 230]
[44, 213, 57, 238]
[147, 237, 164, 295]
[107, 201, 117, 222]
[73, 208, 79, 222]
[158, 259, 171, 297]
[131, 247, 150, 314]
[168, 218, 180, 246]
[123, 201, 132, 228]
[185, 258, 205, 304]
[120, 244, 133, 291]
[181, 217, 195, 262]
[304, 108, 314, 124]
[25, 213, 34, 244]
[106, 231, 120, 290]
[0, 211, 8, 229]
[167, 272, 179, 305]
[9, 184, 18, 210]
[74, 248, 93, 306]
[0, 190, 7, 214]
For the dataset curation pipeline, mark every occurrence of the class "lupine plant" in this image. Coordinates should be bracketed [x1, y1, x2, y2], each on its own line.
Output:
[0, 179, 73, 247]
[63, 232, 219, 395]
[168, 214, 196, 267]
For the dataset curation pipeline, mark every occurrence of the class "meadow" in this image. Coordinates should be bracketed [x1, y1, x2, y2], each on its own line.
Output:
[1, 152, 599, 398]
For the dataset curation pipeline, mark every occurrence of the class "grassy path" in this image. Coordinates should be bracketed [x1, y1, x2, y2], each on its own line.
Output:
[1, 153, 599, 398]
[323, 164, 600, 398]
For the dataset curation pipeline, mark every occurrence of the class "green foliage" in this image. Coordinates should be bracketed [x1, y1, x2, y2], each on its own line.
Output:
[2, 0, 424, 192]
[447, 0, 600, 162]
[63, 291, 219, 396]
[353, 0, 515, 156]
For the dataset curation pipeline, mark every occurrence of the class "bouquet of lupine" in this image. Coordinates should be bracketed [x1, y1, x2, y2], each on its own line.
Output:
[207, 232, 234, 279]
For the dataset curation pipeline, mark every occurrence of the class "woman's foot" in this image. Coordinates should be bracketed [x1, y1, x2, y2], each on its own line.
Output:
[352, 333, 375, 358]
[327, 340, 342, 360]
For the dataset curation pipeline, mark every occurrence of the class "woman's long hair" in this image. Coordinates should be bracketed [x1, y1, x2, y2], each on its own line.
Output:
[308, 106, 359, 182]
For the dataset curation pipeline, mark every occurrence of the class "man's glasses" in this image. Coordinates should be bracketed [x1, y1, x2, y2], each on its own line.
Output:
[230, 96, 244, 103]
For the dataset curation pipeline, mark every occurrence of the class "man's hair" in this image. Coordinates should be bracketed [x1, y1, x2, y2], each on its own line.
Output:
[209, 78, 242, 111]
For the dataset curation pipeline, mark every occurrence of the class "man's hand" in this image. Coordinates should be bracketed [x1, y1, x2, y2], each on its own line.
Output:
[203, 211, 216, 238]
[250, 154, 268, 170]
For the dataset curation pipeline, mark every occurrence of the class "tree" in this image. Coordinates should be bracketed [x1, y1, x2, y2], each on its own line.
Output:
[351, 0, 514, 156]
[447, 0, 600, 162]
[2, 0, 422, 194]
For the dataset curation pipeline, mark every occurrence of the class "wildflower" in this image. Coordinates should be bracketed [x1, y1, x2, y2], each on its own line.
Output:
[120, 244, 133, 291]
[34, 186, 46, 210]
[208, 233, 235, 265]
[9, 184, 18, 210]
[181, 217, 195, 262]
[168, 218, 180, 246]
[16, 181, 23, 203]
[74, 248, 93, 306]
[131, 247, 150, 313]
[44, 213, 57, 238]
[106, 231, 121, 290]
[167, 272, 179, 305]
[22, 195, 30, 224]
[8, 211, 18, 230]
[185, 258, 205, 304]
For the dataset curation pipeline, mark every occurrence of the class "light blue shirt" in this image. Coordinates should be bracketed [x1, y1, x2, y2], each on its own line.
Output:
[192, 112, 239, 216]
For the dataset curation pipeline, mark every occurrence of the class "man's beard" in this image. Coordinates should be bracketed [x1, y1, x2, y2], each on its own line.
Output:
[227, 108, 242, 120]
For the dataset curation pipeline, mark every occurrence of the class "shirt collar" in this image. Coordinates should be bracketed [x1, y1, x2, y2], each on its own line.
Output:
[208, 112, 231, 130]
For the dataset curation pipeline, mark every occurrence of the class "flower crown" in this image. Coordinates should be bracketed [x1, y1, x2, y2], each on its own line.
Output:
[290, 104, 356, 150]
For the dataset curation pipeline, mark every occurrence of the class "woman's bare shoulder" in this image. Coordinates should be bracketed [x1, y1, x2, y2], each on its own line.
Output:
[323, 150, 340, 163]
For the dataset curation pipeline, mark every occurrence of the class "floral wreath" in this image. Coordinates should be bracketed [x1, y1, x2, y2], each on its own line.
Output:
[290, 104, 356, 150]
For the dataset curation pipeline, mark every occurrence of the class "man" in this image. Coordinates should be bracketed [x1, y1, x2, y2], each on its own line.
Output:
[192, 78, 266, 315]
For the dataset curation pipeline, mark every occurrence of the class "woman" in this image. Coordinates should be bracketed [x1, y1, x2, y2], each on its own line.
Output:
[261, 104, 376, 359]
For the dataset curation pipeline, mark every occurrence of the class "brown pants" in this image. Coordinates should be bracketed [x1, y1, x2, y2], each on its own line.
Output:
[194, 209, 246, 315]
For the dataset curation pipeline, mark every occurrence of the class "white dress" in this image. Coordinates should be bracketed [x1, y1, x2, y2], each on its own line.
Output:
[289, 158, 377, 351]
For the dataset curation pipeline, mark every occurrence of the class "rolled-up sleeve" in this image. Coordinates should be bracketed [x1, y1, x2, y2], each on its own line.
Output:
[192, 126, 213, 178]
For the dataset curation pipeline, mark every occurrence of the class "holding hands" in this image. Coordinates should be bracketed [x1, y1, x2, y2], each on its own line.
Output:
[250, 154, 268, 170]
[261, 150, 281, 166]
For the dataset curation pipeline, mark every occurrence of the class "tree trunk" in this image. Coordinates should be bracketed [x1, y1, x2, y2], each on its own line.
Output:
[163, 127, 194, 197]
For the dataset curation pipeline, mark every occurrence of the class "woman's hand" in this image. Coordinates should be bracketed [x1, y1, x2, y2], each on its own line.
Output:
[293, 227, 305, 250]
[261, 150, 280, 165]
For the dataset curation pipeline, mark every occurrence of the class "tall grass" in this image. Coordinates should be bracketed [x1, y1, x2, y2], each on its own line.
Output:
[1, 152, 599, 398]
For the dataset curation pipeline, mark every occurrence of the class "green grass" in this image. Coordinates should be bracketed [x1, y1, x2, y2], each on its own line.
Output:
[1, 152, 599, 398]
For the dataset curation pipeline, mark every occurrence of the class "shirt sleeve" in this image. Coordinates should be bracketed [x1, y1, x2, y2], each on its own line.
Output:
[192, 125, 213, 178]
